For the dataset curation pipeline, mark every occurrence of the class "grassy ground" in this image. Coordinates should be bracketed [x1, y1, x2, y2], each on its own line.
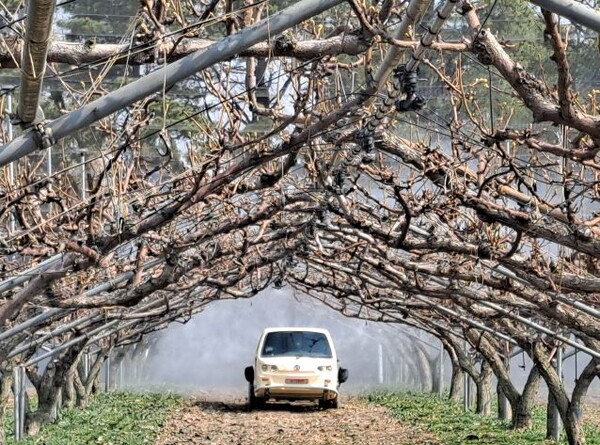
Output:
[369, 392, 600, 445]
[4, 391, 600, 444]
[4, 392, 181, 445]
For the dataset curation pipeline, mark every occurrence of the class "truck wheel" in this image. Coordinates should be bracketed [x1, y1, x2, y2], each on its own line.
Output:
[330, 396, 339, 409]
[248, 384, 265, 410]
[319, 396, 339, 409]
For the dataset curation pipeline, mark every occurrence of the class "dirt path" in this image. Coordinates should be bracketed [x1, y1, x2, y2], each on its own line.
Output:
[155, 397, 441, 445]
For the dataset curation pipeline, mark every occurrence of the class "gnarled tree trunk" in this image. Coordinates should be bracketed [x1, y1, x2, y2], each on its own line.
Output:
[62, 370, 76, 409]
[562, 356, 599, 445]
[75, 348, 112, 408]
[546, 393, 560, 439]
[513, 366, 541, 429]
[530, 341, 597, 445]
[442, 339, 464, 402]
[497, 383, 511, 421]
[25, 344, 84, 436]
[474, 361, 493, 415]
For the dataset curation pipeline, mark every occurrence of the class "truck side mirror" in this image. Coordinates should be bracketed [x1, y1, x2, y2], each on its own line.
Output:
[244, 366, 254, 383]
[338, 367, 348, 384]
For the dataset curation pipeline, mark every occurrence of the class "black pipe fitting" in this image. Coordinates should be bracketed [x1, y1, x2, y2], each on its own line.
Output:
[393, 64, 426, 112]
[395, 94, 426, 112]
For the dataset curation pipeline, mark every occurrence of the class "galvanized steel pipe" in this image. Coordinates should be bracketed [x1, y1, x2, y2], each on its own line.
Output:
[0, 0, 344, 166]
[528, 0, 600, 33]
[18, 0, 57, 123]
[0, 258, 163, 343]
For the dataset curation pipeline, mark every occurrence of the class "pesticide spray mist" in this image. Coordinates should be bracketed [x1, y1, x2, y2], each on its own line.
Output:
[120, 288, 440, 397]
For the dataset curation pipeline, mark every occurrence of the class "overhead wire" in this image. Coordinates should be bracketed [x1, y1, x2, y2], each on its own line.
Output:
[0, 54, 335, 199]
[0, 0, 77, 30]
[0, 0, 269, 99]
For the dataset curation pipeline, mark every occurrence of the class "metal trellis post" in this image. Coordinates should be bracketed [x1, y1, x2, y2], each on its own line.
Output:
[104, 356, 111, 392]
[13, 366, 25, 440]
[463, 372, 470, 412]
[119, 359, 124, 389]
[551, 346, 564, 441]
[5, 92, 15, 233]
[80, 149, 87, 201]
[83, 352, 90, 382]
[378, 343, 384, 384]
[463, 339, 470, 412]
[500, 341, 511, 421]
[438, 340, 444, 396]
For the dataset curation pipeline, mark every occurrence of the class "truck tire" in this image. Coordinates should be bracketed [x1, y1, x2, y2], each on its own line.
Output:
[248, 384, 266, 410]
[319, 396, 339, 410]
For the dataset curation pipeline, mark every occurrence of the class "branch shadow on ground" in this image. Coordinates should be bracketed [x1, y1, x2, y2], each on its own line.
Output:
[192, 400, 323, 413]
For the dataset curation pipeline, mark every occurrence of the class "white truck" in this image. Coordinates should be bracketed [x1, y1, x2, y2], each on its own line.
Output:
[244, 327, 348, 409]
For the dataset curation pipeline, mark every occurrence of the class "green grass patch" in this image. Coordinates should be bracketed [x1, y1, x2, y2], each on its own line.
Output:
[4, 392, 181, 445]
[368, 392, 600, 445]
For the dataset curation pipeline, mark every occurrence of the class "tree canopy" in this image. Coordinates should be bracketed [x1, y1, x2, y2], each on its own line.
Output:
[1, 0, 600, 443]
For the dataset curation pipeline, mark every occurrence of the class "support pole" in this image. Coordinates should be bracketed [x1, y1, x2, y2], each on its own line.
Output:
[80, 150, 86, 200]
[426, 275, 600, 359]
[47, 146, 52, 177]
[463, 339, 470, 412]
[438, 340, 444, 396]
[13, 366, 25, 440]
[463, 372, 470, 412]
[399, 362, 404, 387]
[0, 0, 345, 167]
[0, 254, 63, 295]
[1, 257, 163, 344]
[0, 309, 63, 342]
[378, 343, 384, 384]
[499, 341, 511, 421]
[478, 299, 600, 359]
[82, 352, 90, 382]
[104, 356, 111, 392]
[551, 346, 563, 441]
[5, 92, 15, 233]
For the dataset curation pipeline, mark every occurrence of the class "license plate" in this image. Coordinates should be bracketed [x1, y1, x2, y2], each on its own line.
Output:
[285, 378, 308, 384]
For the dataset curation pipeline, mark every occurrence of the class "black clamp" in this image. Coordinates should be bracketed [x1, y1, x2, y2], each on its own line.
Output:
[333, 168, 345, 191]
[32, 122, 56, 150]
[394, 65, 426, 112]
[356, 128, 376, 164]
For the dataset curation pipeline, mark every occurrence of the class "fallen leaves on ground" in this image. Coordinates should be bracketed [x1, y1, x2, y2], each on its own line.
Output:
[154, 397, 441, 445]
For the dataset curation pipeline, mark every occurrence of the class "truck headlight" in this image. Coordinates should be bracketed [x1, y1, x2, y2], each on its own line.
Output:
[261, 364, 278, 371]
[318, 366, 332, 371]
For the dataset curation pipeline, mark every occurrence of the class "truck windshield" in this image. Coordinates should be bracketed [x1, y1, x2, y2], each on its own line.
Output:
[261, 331, 332, 358]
